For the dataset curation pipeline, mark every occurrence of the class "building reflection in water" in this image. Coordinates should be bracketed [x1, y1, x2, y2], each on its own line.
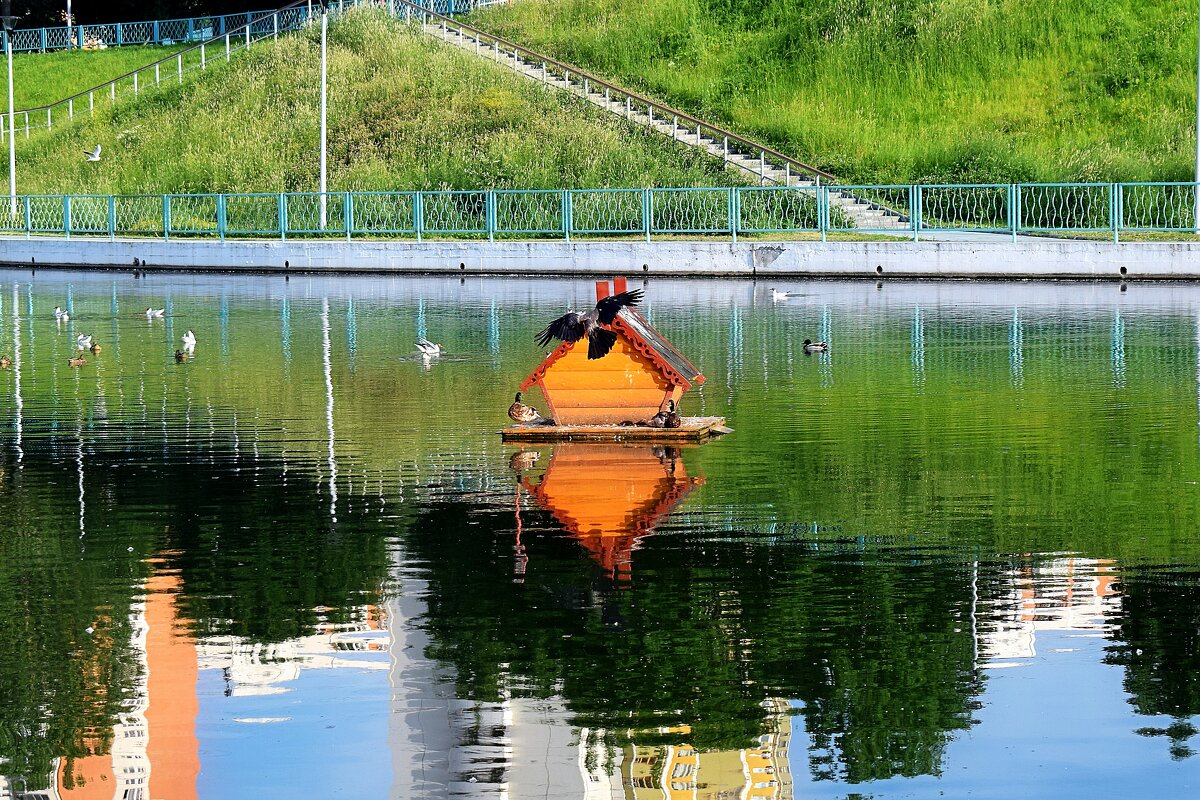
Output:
[511, 443, 702, 582]
[3, 559, 201, 800]
[981, 558, 1120, 664]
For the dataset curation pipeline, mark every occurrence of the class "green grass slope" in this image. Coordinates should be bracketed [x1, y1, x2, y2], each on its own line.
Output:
[470, 0, 1200, 184]
[4, 7, 743, 194]
[9, 45, 185, 109]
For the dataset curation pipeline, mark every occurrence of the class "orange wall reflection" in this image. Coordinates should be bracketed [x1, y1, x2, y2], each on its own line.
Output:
[56, 559, 199, 800]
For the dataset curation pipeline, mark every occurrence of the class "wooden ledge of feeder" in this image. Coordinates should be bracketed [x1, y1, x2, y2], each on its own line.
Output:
[501, 416, 732, 443]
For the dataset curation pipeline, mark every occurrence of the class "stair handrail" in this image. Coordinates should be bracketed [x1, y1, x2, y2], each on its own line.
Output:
[393, 0, 836, 185]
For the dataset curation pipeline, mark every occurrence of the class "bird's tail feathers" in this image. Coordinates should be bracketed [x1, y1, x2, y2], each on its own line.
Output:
[587, 327, 618, 360]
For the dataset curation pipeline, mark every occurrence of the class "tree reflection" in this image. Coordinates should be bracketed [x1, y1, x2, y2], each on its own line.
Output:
[411, 450, 983, 780]
[1106, 572, 1200, 759]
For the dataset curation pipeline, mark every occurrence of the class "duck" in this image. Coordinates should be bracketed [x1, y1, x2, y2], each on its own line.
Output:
[181, 330, 196, 350]
[0, 355, 11, 369]
[145, 307, 165, 319]
[416, 337, 442, 357]
[67, 356, 86, 368]
[803, 338, 828, 353]
[508, 391, 554, 425]
[536, 289, 644, 360]
[75, 334, 93, 350]
[646, 399, 681, 429]
[54, 306, 69, 322]
[174, 349, 187, 363]
[771, 288, 797, 301]
[509, 450, 541, 473]
[89, 342, 102, 354]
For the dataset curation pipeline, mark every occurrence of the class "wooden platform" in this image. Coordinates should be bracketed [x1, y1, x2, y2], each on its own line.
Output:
[501, 416, 731, 443]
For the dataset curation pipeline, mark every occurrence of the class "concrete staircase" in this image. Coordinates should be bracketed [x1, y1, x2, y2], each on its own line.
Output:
[413, 13, 909, 232]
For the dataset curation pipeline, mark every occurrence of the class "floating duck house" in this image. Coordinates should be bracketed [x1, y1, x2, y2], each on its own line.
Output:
[520, 278, 705, 426]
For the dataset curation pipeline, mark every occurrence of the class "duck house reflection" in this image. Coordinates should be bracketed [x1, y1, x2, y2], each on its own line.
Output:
[513, 443, 702, 582]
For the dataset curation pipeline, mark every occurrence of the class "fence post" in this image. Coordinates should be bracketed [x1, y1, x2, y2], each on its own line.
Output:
[1012, 184, 1021, 242]
[63, 196, 70, 239]
[487, 190, 495, 242]
[187, 19, 194, 40]
[728, 187, 736, 243]
[642, 188, 651, 243]
[133, 73, 138, 95]
[153, 20, 160, 44]
[759, 151, 765, 185]
[819, 186, 827, 242]
[910, 185, 919, 242]
[201, 43, 206, 69]
[108, 195, 115, 241]
[225, 34, 230, 61]
[414, 191, 423, 242]
[246, 20, 251, 49]
[117, 23, 124, 46]
[178, 54, 183, 83]
[217, 194, 227, 241]
[345, 192, 353, 241]
[40, 29, 46, 51]
[1111, 182, 1120, 243]
[23, 196, 30, 239]
[279, 193, 287, 240]
[155, 64, 159, 84]
[163, 195, 171, 240]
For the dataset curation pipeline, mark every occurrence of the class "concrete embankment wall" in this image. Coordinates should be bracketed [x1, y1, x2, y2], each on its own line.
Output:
[1, 237, 1197, 279]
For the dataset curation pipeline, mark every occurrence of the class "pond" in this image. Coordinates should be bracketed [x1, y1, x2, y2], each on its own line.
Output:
[1, 269, 1198, 799]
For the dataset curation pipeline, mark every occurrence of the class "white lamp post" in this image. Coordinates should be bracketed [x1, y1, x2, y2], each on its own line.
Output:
[319, 0, 328, 229]
[3, 0, 16, 219]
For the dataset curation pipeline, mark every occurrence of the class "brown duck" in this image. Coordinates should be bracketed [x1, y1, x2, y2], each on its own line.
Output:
[174, 350, 188, 363]
[646, 399, 682, 429]
[68, 356, 86, 368]
[508, 392, 553, 426]
[0, 355, 11, 369]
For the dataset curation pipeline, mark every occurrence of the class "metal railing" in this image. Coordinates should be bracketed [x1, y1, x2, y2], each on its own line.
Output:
[0, 0, 498, 53]
[0, 183, 1194, 242]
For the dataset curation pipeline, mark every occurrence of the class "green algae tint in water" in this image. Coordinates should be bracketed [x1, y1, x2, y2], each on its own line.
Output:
[0, 270, 1198, 799]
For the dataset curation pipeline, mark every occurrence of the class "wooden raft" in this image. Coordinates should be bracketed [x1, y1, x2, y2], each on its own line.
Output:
[502, 416, 731, 443]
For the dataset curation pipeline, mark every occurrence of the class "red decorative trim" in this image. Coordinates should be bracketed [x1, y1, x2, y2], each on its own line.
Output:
[520, 341, 575, 392]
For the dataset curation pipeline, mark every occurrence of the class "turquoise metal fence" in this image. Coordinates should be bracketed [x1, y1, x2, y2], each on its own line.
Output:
[0, 0, 494, 53]
[0, 184, 1195, 242]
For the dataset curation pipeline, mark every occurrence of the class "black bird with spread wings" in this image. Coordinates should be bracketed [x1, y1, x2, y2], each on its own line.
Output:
[535, 289, 644, 360]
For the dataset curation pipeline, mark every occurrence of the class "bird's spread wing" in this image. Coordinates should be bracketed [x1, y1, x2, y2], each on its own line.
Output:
[536, 312, 585, 346]
[587, 327, 618, 360]
[594, 289, 644, 325]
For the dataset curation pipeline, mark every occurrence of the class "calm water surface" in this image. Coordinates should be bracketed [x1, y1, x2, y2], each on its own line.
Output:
[1, 270, 1198, 799]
